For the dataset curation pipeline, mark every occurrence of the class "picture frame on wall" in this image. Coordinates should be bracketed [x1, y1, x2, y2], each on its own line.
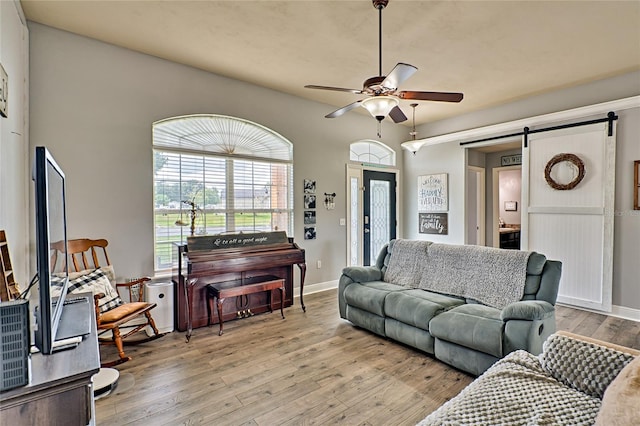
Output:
[304, 194, 316, 209]
[418, 173, 448, 212]
[504, 201, 518, 211]
[304, 210, 316, 225]
[304, 226, 316, 240]
[304, 179, 316, 194]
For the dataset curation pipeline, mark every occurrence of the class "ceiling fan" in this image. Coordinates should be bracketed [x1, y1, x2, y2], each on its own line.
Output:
[305, 0, 463, 125]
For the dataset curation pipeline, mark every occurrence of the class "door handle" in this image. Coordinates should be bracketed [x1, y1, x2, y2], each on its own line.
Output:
[364, 228, 370, 233]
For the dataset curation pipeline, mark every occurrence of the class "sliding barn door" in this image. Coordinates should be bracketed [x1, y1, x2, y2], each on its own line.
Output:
[521, 122, 616, 311]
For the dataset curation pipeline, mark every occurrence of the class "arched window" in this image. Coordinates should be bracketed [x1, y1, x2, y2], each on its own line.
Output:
[153, 114, 293, 271]
[349, 140, 396, 166]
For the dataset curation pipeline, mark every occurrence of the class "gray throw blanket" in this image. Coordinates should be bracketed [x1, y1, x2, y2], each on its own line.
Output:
[383, 239, 432, 287]
[419, 244, 531, 309]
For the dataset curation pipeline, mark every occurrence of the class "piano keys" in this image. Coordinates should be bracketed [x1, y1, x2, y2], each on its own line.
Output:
[172, 231, 306, 341]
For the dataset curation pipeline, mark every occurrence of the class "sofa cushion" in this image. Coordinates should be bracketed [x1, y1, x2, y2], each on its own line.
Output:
[384, 289, 464, 331]
[345, 305, 386, 337]
[343, 281, 406, 317]
[385, 318, 435, 354]
[429, 304, 503, 358]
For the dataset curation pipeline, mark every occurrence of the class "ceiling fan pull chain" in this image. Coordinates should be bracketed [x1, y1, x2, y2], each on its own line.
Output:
[377, 121, 382, 138]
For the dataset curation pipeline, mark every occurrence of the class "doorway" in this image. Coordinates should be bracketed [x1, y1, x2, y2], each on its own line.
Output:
[346, 165, 399, 267]
[363, 170, 397, 266]
[466, 166, 485, 246]
[466, 141, 522, 248]
[492, 166, 522, 249]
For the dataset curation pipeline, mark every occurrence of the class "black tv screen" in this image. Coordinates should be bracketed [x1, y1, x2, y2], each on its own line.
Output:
[33, 146, 70, 355]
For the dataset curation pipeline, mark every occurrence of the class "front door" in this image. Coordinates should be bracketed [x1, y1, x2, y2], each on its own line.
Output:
[363, 170, 397, 265]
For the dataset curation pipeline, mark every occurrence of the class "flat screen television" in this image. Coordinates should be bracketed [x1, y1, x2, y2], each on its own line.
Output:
[33, 146, 70, 355]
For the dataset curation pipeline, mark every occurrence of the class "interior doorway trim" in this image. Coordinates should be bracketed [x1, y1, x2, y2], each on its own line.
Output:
[466, 166, 486, 246]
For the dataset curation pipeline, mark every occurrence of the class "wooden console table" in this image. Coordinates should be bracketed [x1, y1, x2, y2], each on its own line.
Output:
[0, 305, 100, 425]
[207, 276, 285, 335]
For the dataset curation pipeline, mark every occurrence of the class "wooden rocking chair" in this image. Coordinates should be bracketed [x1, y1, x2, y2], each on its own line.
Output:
[51, 238, 164, 367]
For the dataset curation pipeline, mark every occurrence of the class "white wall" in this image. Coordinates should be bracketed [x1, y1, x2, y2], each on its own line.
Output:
[27, 23, 407, 285]
[405, 73, 640, 312]
[0, 0, 29, 285]
[405, 143, 466, 243]
[498, 169, 521, 226]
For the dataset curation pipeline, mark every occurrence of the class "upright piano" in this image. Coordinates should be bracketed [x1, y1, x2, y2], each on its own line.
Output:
[172, 231, 306, 340]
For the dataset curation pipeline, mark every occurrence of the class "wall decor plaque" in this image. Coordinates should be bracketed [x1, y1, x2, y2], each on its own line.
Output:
[419, 213, 448, 235]
[418, 173, 448, 212]
[501, 154, 522, 166]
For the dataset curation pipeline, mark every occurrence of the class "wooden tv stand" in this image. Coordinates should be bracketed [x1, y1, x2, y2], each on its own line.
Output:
[0, 305, 100, 425]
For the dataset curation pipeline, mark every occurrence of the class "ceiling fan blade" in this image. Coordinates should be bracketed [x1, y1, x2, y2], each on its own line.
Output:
[325, 100, 363, 118]
[388, 106, 408, 123]
[398, 91, 464, 103]
[305, 85, 364, 95]
[382, 63, 418, 90]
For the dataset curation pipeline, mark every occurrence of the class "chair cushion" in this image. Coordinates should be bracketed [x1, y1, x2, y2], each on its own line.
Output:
[384, 289, 464, 331]
[100, 302, 150, 323]
[429, 304, 504, 358]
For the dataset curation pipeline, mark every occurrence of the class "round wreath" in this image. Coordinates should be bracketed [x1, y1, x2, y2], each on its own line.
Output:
[544, 153, 585, 190]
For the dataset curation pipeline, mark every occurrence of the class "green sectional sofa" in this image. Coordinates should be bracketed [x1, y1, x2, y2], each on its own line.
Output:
[338, 239, 562, 375]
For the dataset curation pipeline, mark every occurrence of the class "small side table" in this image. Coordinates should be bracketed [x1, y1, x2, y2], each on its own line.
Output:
[206, 276, 285, 336]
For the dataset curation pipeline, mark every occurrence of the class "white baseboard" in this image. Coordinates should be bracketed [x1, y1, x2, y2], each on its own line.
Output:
[293, 280, 338, 298]
[558, 302, 640, 323]
[610, 305, 640, 322]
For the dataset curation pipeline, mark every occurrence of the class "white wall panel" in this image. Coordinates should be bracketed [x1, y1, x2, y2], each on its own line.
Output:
[529, 213, 604, 306]
[529, 126, 606, 208]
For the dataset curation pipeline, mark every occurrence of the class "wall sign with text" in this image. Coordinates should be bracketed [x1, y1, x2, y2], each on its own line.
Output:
[501, 154, 522, 166]
[419, 213, 448, 235]
[418, 173, 448, 212]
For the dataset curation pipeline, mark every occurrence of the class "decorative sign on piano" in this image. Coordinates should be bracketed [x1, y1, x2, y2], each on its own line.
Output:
[187, 231, 289, 252]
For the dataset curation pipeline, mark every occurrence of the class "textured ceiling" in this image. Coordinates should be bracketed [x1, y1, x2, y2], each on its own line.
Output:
[21, 0, 640, 126]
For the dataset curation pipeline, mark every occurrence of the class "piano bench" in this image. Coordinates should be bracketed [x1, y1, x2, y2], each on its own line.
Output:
[206, 276, 286, 336]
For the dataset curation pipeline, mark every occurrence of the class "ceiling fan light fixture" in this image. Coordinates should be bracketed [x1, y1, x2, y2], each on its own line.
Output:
[362, 96, 398, 121]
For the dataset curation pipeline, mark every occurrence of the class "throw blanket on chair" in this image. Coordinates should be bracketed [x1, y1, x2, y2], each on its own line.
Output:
[384, 239, 432, 287]
[419, 244, 531, 309]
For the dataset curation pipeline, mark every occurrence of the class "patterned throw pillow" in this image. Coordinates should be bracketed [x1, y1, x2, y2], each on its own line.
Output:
[53, 268, 122, 313]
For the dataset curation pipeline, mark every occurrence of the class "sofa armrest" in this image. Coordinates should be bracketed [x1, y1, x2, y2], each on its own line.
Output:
[500, 300, 555, 321]
[341, 266, 382, 283]
[338, 266, 382, 320]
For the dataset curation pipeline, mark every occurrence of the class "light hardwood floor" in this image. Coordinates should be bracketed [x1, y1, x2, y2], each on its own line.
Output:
[96, 289, 640, 425]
